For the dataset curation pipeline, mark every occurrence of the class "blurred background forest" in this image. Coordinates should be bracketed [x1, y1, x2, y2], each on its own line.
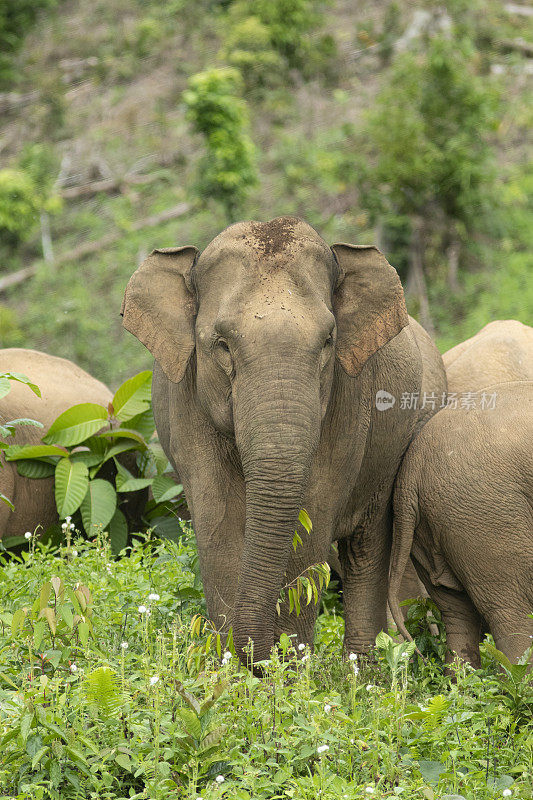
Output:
[0, 0, 531, 387]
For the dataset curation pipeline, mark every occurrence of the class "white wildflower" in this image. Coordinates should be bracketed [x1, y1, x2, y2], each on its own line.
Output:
[71, 549, 78, 557]
[324, 704, 331, 713]
[317, 744, 329, 754]
[298, 642, 306, 651]
[138, 605, 147, 614]
[503, 791, 512, 798]
[121, 641, 129, 650]
[301, 653, 310, 662]
[365, 788, 375, 795]
[148, 592, 160, 601]
[70, 664, 77, 673]
[348, 652, 357, 662]
[221, 651, 232, 665]
[65, 516, 71, 523]
[215, 775, 225, 784]
[24, 531, 32, 540]
[352, 663, 359, 676]
[150, 676, 159, 686]
[366, 684, 374, 691]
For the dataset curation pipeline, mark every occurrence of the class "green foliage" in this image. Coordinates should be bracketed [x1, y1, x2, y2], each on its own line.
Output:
[0, 0, 57, 87]
[1, 535, 531, 798]
[3, 371, 184, 552]
[183, 67, 258, 221]
[0, 169, 42, 247]
[358, 35, 500, 228]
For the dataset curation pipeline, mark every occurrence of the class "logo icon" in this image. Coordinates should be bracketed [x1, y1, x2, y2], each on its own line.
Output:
[375, 390, 396, 411]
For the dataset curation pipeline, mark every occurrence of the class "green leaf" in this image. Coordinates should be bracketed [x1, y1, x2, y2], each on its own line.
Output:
[109, 509, 128, 554]
[55, 458, 89, 518]
[117, 477, 153, 493]
[298, 508, 313, 533]
[43, 403, 109, 447]
[5, 444, 67, 461]
[177, 708, 202, 740]
[80, 479, 117, 534]
[0, 372, 41, 397]
[127, 408, 156, 440]
[0, 493, 14, 511]
[417, 760, 446, 785]
[152, 474, 183, 504]
[16, 459, 56, 479]
[98, 428, 148, 447]
[111, 371, 152, 422]
[0, 376, 11, 399]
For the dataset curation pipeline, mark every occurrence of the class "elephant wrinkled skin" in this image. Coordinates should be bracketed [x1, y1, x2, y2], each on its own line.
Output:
[389, 380, 533, 667]
[122, 216, 446, 663]
[0, 348, 112, 539]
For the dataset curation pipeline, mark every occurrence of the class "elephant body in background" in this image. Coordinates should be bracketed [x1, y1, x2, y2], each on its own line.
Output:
[0, 348, 112, 539]
[444, 319, 533, 393]
[122, 217, 446, 662]
[389, 381, 533, 667]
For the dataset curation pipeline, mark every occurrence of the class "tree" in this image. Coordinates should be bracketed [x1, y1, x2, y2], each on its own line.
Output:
[357, 31, 500, 329]
[183, 67, 257, 222]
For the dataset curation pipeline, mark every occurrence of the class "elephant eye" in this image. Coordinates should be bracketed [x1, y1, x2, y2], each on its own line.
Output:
[218, 339, 230, 353]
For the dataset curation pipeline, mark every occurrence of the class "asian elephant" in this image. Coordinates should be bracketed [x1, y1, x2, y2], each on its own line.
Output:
[389, 380, 533, 667]
[122, 216, 446, 663]
[0, 348, 112, 539]
[444, 319, 533, 394]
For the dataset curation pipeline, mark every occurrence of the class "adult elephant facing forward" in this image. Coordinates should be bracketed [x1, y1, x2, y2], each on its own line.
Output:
[122, 217, 446, 663]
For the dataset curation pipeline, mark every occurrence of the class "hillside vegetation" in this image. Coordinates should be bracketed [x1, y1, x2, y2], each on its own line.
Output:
[0, 0, 531, 385]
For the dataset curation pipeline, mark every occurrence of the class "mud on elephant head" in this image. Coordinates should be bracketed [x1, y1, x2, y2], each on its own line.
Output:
[122, 216, 444, 664]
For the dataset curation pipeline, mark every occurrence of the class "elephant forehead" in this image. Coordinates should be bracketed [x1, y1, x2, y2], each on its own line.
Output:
[197, 217, 333, 276]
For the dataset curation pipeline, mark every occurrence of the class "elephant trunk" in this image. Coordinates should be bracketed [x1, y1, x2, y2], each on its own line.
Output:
[232, 360, 320, 665]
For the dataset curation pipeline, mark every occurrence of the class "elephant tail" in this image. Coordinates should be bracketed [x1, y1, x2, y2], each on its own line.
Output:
[388, 473, 420, 649]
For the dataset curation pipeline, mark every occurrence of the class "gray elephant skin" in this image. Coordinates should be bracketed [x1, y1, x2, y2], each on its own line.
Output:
[389, 320, 533, 666]
[122, 216, 446, 663]
[0, 349, 113, 539]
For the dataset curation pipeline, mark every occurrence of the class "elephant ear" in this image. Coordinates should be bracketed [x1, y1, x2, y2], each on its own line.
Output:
[121, 246, 199, 383]
[331, 243, 409, 377]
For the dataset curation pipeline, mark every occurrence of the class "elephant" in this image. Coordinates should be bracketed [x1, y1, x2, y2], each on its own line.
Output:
[0, 348, 112, 539]
[444, 319, 533, 394]
[122, 216, 446, 664]
[388, 380, 533, 667]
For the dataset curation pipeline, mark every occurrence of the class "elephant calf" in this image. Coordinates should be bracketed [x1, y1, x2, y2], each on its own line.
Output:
[389, 381, 533, 667]
[0, 348, 112, 539]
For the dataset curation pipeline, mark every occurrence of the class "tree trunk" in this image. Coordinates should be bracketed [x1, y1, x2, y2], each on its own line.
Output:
[446, 224, 460, 293]
[406, 216, 435, 338]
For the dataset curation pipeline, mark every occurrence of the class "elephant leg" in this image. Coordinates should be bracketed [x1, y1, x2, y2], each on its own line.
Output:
[339, 506, 391, 656]
[413, 559, 482, 668]
[485, 605, 533, 665]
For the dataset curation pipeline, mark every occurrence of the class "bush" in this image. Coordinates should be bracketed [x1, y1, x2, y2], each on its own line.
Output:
[0, 0, 57, 87]
[183, 67, 257, 222]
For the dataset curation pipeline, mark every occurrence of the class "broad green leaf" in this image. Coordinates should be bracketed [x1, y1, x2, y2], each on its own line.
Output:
[80, 479, 117, 534]
[152, 474, 183, 504]
[55, 458, 89, 518]
[177, 708, 202, 740]
[416, 760, 446, 785]
[70, 451, 104, 468]
[299, 509, 313, 533]
[117, 477, 153, 493]
[111, 371, 152, 422]
[109, 509, 128, 554]
[98, 428, 148, 447]
[5, 444, 67, 461]
[16, 460, 56, 479]
[127, 408, 156, 440]
[43, 403, 109, 447]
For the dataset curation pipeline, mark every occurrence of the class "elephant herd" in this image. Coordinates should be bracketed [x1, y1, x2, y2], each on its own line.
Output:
[2, 216, 532, 670]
